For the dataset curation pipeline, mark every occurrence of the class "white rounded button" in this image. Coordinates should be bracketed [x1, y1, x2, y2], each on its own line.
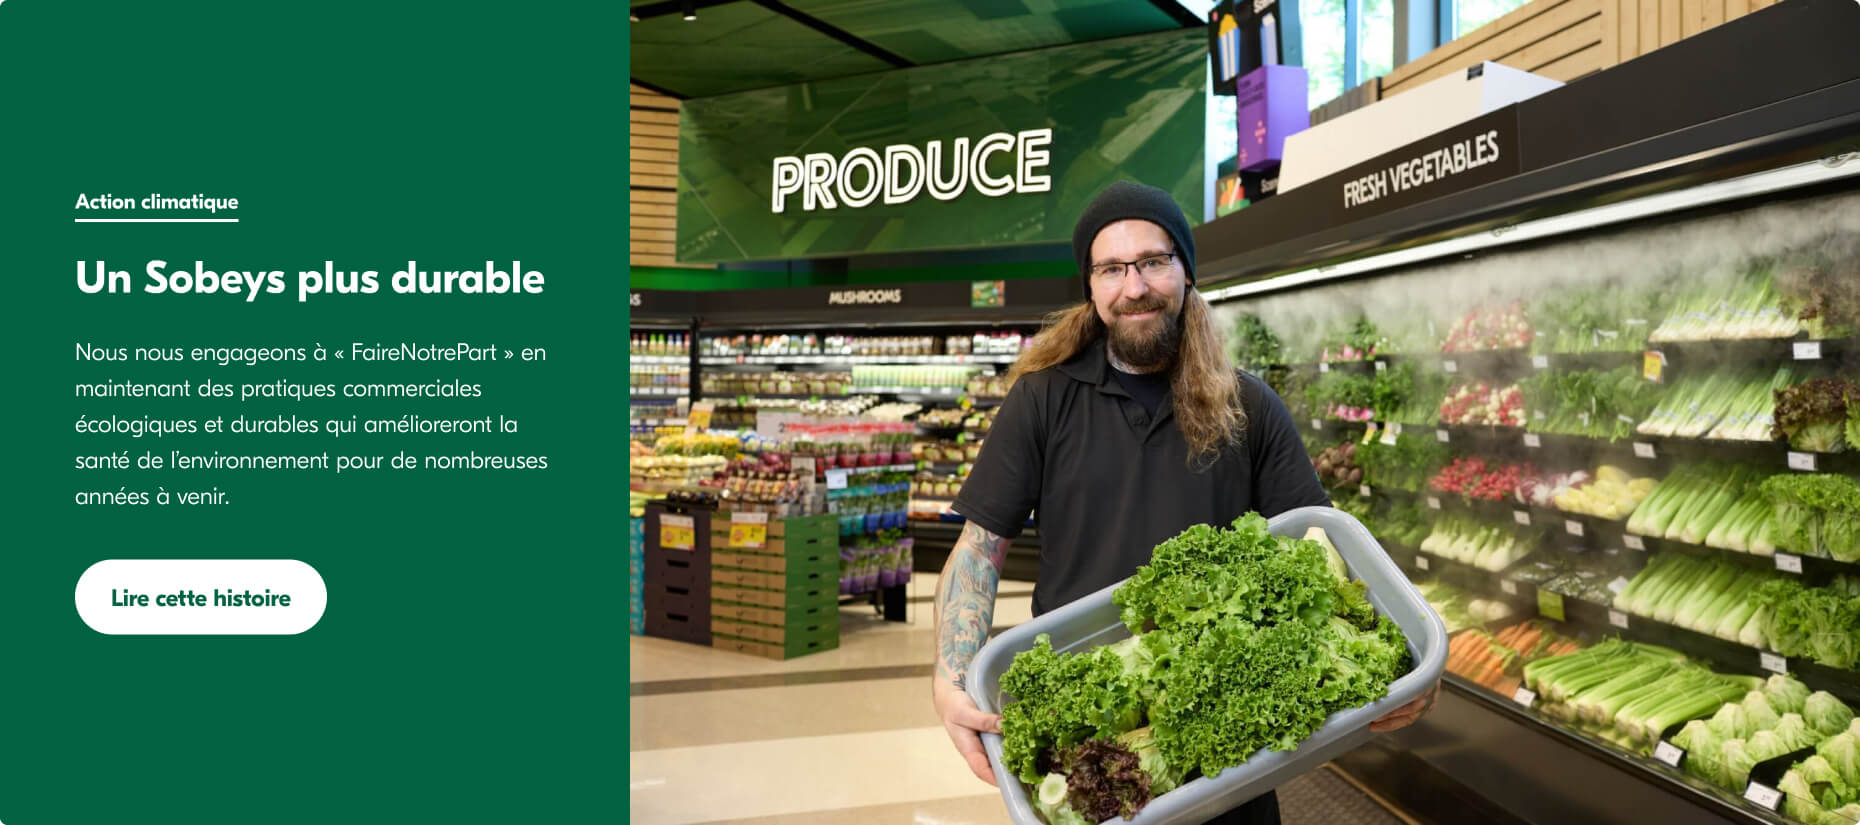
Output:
[75, 560, 327, 635]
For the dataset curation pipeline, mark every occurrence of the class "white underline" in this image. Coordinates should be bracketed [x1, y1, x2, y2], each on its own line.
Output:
[75, 218, 238, 223]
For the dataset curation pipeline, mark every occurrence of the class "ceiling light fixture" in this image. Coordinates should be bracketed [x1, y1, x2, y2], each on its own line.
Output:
[682, 0, 696, 21]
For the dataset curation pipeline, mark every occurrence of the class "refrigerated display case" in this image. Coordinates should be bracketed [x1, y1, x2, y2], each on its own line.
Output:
[1190, 1, 1860, 820]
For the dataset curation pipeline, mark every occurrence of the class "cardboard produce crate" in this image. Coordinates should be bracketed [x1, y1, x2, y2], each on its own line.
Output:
[706, 512, 840, 660]
[711, 622, 839, 661]
[710, 584, 836, 610]
[707, 511, 836, 556]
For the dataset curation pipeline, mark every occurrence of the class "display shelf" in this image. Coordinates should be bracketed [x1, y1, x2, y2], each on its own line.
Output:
[849, 385, 967, 397]
[1438, 673, 1792, 825]
[629, 387, 690, 398]
[1289, 337, 1855, 381]
[1397, 518, 1860, 707]
[1307, 416, 1860, 478]
[1368, 482, 1860, 581]
[630, 355, 692, 366]
[628, 418, 688, 428]
[701, 353, 1020, 366]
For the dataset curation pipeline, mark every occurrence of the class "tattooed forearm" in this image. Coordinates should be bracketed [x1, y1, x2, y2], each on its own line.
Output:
[934, 521, 1011, 692]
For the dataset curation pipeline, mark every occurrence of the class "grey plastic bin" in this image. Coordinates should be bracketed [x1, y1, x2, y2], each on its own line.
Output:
[966, 506, 1448, 825]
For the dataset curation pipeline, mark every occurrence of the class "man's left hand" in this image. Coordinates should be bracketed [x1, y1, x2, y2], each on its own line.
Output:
[1370, 679, 1439, 733]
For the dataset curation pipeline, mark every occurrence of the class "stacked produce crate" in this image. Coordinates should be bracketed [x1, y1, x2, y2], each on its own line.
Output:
[709, 511, 840, 660]
[641, 501, 713, 645]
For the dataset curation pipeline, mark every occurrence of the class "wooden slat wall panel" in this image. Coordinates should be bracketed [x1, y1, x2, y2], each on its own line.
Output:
[1659, 0, 1682, 46]
[1383, 0, 1599, 95]
[1392, 0, 1772, 98]
[630, 84, 704, 268]
[1618, 0, 1639, 63]
[1510, 15, 1602, 72]
[1639, 0, 1661, 55]
[1601, 0, 1620, 65]
[1535, 41, 1606, 81]
[1382, 0, 1578, 87]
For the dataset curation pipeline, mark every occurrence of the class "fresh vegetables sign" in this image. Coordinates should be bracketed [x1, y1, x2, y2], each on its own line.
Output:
[1322, 109, 1520, 222]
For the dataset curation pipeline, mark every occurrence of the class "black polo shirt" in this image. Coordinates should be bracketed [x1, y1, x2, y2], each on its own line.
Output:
[952, 338, 1331, 617]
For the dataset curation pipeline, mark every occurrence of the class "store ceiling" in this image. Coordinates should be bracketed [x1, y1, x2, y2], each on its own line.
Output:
[630, 0, 1206, 99]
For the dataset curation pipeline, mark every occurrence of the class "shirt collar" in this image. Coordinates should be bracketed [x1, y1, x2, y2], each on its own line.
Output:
[1056, 337, 1114, 390]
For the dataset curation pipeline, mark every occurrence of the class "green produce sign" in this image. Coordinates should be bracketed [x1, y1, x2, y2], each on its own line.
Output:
[676, 29, 1207, 263]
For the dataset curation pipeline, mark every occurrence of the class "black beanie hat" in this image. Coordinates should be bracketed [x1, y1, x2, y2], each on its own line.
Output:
[1072, 181, 1196, 292]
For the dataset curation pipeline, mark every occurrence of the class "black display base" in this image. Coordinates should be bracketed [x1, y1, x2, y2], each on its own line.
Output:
[1337, 678, 1782, 825]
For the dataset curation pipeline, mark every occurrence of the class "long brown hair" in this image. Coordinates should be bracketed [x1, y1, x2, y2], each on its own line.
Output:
[1011, 290, 1245, 467]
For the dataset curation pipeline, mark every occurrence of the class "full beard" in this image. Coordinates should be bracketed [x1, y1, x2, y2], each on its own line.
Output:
[1106, 300, 1181, 372]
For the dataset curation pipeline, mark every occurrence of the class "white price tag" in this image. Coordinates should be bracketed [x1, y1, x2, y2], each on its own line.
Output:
[1359, 485, 1373, 498]
[1380, 422, 1402, 445]
[1501, 579, 1519, 595]
[1427, 496, 1442, 510]
[1319, 361, 1331, 373]
[1633, 442, 1656, 459]
[1436, 429, 1451, 443]
[1654, 740, 1685, 768]
[1513, 510, 1531, 526]
[1512, 686, 1536, 708]
[1608, 576, 1632, 595]
[1744, 781, 1783, 811]
[1760, 651, 1788, 674]
[1416, 555, 1431, 571]
[1566, 519, 1585, 537]
[825, 469, 849, 490]
[1312, 418, 1324, 431]
[1793, 341, 1823, 360]
[1375, 360, 1388, 373]
[1532, 354, 1550, 369]
[1443, 359, 1459, 373]
[1775, 553, 1803, 574]
[1624, 535, 1646, 551]
[1609, 609, 1630, 629]
[1524, 433, 1543, 448]
[1788, 451, 1818, 472]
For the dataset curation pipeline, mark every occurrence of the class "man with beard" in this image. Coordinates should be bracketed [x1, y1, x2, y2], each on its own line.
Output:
[931, 181, 1437, 824]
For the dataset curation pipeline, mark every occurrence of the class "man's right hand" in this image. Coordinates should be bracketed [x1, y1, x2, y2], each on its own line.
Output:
[934, 681, 1003, 786]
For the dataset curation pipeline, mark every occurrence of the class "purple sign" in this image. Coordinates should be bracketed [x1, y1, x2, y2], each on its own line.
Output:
[1235, 64, 1309, 172]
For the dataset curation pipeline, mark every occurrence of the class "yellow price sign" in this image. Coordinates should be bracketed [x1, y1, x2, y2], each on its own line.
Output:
[685, 401, 716, 434]
[660, 513, 696, 551]
[729, 511, 769, 549]
[1642, 350, 1666, 383]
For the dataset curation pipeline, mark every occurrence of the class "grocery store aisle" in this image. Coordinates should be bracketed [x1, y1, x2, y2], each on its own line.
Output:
[629, 572, 1416, 825]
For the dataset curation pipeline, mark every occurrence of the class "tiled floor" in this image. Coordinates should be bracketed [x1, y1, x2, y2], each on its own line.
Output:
[629, 572, 1412, 825]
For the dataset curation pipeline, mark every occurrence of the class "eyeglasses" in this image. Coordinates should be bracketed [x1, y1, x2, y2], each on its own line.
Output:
[1088, 252, 1178, 284]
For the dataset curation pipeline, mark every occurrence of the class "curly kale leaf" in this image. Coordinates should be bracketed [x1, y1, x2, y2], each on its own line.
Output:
[1113, 515, 1335, 636]
[1000, 635, 1152, 785]
[1148, 614, 1407, 778]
